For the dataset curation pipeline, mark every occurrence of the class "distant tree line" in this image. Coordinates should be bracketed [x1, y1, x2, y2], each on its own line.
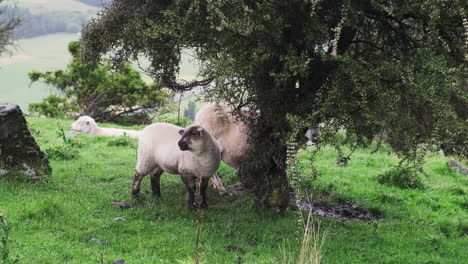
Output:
[4, 6, 95, 39]
[76, 0, 110, 8]
[0, 0, 21, 54]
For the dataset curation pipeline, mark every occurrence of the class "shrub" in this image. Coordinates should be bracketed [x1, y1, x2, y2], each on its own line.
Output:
[154, 114, 191, 127]
[377, 166, 424, 189]
[46, 143, 79, 160]
[28, 94, 78, 118]
[107, 135, 136, 147]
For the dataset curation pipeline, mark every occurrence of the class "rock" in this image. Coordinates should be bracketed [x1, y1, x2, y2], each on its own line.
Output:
[109, 201, 133, 209]
[0, 104, 51, 180]
[89, 237, 108, 244]
[227, 245, 245, 254]
[438, 149, 445, 157]
[155, 214, 164, 221]
[447, 160, 468, 175]
[247, 241, 257, 247]
[112, 217, 126, 221]
[112, 258, 125, 264]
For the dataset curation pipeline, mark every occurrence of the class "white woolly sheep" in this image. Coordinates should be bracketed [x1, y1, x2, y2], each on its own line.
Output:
[70, 116, 140, 138]
[194, 103, 250, 169]
[132, 123, 221, 209]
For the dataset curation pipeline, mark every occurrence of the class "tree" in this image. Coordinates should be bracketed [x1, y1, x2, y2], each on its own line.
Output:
[0, 0, 21, 55]
[29, 41, 171, 122]
[81, 0, 467, 212]
[184, 101, 196, 121]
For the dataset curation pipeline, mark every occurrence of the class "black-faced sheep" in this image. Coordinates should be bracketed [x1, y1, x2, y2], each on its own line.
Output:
[132, 123, 220, 209]
[70, 116, 140, 138]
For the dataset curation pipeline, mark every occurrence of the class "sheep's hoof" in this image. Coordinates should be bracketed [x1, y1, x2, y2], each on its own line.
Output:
[187, 202, 196, 210]
[131, 190, 140, 199]
[152, 192, 161, 198]
[199, 202, 208, 209]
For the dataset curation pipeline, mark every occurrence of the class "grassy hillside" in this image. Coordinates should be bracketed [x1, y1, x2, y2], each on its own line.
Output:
[0, 117, 466, 263]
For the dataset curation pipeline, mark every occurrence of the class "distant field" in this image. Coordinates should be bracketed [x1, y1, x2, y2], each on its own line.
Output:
[0, 33, 79, 112]
[0, 34, 201, 113]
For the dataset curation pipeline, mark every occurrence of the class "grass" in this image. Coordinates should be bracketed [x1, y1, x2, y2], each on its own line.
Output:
[0, 117, 467, 263]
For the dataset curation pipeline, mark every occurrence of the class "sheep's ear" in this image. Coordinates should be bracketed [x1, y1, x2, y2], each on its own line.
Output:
[179, 129, 184, 135]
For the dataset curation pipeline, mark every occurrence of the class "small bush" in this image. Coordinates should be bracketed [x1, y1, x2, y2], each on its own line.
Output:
[29, 94, 78, 118]
[377, 166, 424, 189]
[154, 114, 192, 127]
[107, 135, 136, 147]
[113, 112, 152, 125]
[46, 143, 79, 160]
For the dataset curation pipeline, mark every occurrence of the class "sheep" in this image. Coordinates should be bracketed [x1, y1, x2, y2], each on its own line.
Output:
[132, 123, 221, 209]
[70, 115, 140, 138]
[194, 103, 250, 169]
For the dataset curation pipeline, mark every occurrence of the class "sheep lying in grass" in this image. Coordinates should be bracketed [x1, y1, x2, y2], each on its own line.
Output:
[195, 103, 250, 169]
[132, 123, 220, 209]
[70, 116, 140, 138]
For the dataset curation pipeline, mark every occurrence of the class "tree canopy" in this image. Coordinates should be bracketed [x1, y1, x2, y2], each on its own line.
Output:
[81, 0, 467, 211]
[29, 41, 171, 122]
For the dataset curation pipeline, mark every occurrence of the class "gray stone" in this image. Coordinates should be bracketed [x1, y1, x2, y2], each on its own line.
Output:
[0, 104, 50, 180]
[109, 201, 133, 209]
[89, 237, 108, 244]
[448, 160, 468, 175]
[112, 217, 126, 221]
[112, 259, 125, 264]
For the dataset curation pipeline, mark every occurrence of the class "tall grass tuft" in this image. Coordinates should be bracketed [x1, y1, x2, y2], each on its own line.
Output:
[280, 210, 327, 264]
[0, 215, 19, 264]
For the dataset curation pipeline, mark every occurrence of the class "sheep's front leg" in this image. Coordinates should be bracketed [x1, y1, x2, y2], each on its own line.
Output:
[132, 171, 145, 198]
[150, 168, 163, 197]
[181, 175, 196, 209]
[199, 177, 210, 209]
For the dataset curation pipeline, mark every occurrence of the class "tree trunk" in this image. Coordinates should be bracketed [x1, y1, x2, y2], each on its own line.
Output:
[238, 110, 290, 214]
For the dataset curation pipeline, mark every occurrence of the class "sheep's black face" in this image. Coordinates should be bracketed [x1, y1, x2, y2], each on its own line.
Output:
[178, 126, 204, 152]
[178, 139, 189, 151]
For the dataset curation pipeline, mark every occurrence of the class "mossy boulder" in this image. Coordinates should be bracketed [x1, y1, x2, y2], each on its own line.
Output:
[0, 104, 51, 180]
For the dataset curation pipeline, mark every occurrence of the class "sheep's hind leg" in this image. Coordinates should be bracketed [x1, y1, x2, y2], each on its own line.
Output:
[150, 167, 163, 197]
[181, 175, 196, 209]
[132, 170, 145, 198]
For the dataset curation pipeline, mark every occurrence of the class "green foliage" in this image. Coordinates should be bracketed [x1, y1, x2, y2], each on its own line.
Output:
[107, 135, 136, 147]
[46, 143, 79, 160]
[28, 94, 78, 118]
[377, 166, 425, 189]
[28, 41, 171, 122]
[154, 114, 191, 127]
[45, 123, 83, 160]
